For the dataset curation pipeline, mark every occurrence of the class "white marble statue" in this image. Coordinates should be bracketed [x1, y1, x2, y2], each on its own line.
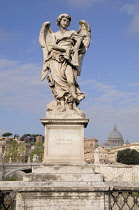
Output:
[39, 14, 91, 118]
[33, 154, 39, 163]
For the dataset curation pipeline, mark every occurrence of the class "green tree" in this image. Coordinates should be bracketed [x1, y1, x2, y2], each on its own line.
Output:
[2, 132, 12, 137]
[117, 148, 139, 165]
[20, 133, 43, 144]
[14, 134, 20, 139]
[30, 142, 44, 162]
[20, 134, 31, 141]
[4, 140, 27, 163]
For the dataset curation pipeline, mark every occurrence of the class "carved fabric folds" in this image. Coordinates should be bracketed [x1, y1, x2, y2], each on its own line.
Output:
[47, 31, 85, 104]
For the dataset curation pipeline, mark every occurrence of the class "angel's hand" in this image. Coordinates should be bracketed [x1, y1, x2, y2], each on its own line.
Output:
[52, 45, 66, 52]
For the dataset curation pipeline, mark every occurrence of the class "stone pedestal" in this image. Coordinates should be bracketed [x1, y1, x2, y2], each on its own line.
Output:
[22, 118, 104, 209]
[24, 118, 103, 183]
[24, 164, 103, 182]
[40, 118, 89, 165]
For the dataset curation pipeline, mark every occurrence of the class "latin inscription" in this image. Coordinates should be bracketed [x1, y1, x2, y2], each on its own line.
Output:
[47, 126, 82, 157]
[56, 138, 72, 145]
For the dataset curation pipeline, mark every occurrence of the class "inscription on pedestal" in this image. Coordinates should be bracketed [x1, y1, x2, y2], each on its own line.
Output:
[56, 138, 72, 145]
[45, 125, 83, 160]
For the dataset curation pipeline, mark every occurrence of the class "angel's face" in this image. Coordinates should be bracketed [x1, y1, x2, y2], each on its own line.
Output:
[60, 17, 69, 29]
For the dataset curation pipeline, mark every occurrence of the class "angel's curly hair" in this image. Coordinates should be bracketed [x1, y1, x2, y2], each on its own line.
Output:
[56, 14, 71, 27]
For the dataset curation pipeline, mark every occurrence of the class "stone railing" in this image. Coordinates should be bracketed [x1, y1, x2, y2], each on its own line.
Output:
[0, 181, 139, 209]
[93, 164, 139, 182]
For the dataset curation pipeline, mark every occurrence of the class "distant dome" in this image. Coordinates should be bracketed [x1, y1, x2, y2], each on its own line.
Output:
[102, 124, 124, 149]
[108, 124, 123, 140]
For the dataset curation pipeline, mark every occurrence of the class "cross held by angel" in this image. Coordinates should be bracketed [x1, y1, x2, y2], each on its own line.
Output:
[39, 13, 91, 114]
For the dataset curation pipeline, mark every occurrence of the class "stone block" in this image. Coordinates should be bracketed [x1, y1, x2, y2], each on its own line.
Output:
[40, 119, 89, 164]
[16, 191, 107, 210]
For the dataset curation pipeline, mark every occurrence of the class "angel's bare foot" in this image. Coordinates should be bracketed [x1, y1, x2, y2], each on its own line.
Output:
[59, 97, 66, 112]
[59, 107, 66, 112]
[66, 103, 73, 110]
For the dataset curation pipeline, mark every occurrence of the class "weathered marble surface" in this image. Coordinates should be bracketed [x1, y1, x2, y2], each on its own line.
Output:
[39, 14, 91, 118]
[24, 164, 103, 182]
[94, 164, 139, 182]
[46, 101, 85, 119]
[1, 181, 139, 210]
[41, 118, 88, 165]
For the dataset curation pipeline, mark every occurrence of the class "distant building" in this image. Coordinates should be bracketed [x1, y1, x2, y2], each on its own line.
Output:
[0, 137, 11, 145]
[84, 136, 108, 163]
[102, 124, 124, 150]
[84, 146, 108, 164]
[36, 136, 43, 143]
[108, 143, 139, 163]
[84, 136, 98, 153]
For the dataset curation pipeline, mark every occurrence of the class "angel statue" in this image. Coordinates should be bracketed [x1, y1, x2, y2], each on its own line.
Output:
[39, 14, 91, 118]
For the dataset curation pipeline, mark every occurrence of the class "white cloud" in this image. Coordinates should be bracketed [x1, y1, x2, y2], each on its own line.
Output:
[80, 79, 139, 142]
[0, 59, 53, 113]
[121, 2, 139, 15]
[128, 13, 139, 35]
[1, 59, 139, 142]
[121, 1, 139, 35]
[129, 82, 139, 86]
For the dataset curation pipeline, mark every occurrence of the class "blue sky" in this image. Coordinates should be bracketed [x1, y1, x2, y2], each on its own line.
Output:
[0, 0, 139, 144]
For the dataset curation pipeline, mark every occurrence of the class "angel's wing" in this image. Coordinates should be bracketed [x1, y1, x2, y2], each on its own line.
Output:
[77, 20, 91, 76]
[39, 22, 53, 81]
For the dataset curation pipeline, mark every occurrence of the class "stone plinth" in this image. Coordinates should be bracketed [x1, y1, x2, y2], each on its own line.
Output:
[24, 164, 103, 182]
[0, 181, 111, 210]
[1, 181, 139, 210]
[21, 118, 105, 209]
[40, 118, 89, 165]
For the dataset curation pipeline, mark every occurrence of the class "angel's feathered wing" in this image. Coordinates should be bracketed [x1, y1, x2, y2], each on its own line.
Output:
[39, 22, 53, 81]
[77, 20, 91, 76]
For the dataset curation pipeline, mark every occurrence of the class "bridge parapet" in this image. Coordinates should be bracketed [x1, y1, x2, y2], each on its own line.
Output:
[2, 162, 41, 179]
[0, 181, 139, 209]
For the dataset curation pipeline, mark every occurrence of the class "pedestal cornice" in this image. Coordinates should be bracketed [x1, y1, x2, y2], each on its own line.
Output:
[40, 118, 89, 128]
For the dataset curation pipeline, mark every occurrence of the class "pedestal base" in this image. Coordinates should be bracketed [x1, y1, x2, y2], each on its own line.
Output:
[16, 180, 109, 210]
[21, 117, 105, 209]
[41, 118, 89, 164]
[24, 164, 103, 182]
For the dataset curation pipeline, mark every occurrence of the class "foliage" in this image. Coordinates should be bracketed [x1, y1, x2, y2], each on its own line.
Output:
[30, 142, 44, 162]
[20, 134, 31, 141]
[117, 148, 139, 165]
[14, 134, 20, 139]
[3, 177, 17, 181]
[20, 134, 43, 143]
[2, 132, 12, 137]
[4, 140, 27, 163]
